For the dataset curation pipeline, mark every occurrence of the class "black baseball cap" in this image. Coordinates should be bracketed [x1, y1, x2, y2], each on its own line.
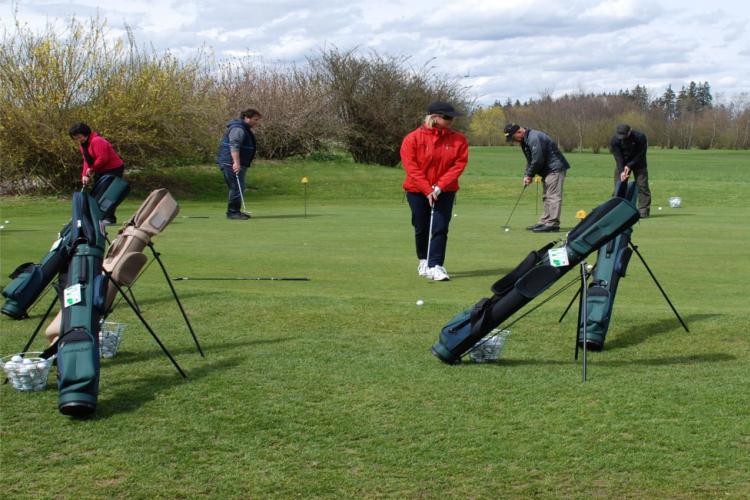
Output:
[616, 124, 631, 139]
[427, 101, 461, 117]
[503, 123, 520, 142]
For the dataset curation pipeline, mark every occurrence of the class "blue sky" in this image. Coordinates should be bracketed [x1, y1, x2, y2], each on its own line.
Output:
[3, 0, 749, 105]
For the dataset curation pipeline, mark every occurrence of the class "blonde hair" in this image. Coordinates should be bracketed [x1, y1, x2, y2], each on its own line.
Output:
[424, 115, 437, 128]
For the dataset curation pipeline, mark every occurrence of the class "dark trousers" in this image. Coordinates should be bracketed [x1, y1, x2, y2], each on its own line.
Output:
[220, 164, 248, 214]
[93, 166, 124, 221]
[406, 191, 456, 268]
[615, 165, 651, 214]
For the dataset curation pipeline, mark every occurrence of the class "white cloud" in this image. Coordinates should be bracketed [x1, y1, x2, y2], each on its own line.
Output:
[2, 0, 749, 103]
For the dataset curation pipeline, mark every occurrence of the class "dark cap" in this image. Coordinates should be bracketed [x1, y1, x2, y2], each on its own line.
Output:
[427, 101, 461, 117]
[616, 124, 631, 139]
[503, 123, 521, 142]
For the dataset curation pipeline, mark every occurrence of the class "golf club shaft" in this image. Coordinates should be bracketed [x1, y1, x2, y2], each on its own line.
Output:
[173, 277, 310, 281]
[426, 204, 435, 266]
[235, 173, 248, 213]
[502, 185, 527, 228]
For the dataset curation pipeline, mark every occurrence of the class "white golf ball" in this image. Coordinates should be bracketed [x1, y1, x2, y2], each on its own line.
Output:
[658, 206, 662, 211]
[416, 299, 424, 306]
[11, 355, 23, 363]
[504, 228, 510, 232]
[4, 220, 8, 224]
[453, 213, 457, 217]
[0, 226, 4, 230]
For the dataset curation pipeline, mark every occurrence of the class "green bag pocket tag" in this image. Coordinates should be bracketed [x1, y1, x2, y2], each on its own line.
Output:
[64, 284, 82, 307]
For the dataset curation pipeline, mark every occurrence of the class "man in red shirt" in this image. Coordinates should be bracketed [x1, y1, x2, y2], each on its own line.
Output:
[401, 101, 469, 281]
[69, 122, 125, 224]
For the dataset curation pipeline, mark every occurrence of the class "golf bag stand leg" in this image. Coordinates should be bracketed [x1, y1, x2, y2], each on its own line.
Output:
[105, 273, 188, 378]
[628, 242, 689, 333]
[579, 262, 589, 382]
[146, 242, 204, 356]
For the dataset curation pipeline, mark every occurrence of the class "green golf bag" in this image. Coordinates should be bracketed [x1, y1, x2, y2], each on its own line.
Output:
[44, 189, 180, 343]
[432, 191, 640, 364]
[1, 175, 129, 320]
[56, 192, 108, 417]
[577, 182, 638, 351]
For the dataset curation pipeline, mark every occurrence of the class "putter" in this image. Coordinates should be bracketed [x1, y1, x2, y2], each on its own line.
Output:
[235, 173, 251, 216]
[502, 184, 527, 230]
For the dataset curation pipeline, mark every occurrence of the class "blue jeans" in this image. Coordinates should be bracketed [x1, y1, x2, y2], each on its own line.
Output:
[406, 191, 456, 268]
[219, 164, 247, 213]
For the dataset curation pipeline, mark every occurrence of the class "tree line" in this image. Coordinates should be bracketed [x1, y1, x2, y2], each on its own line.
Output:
[1, 17, 747, 193]
[469, 83, 750, 152]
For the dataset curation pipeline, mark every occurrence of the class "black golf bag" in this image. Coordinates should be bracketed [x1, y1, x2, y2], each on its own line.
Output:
[1, 175, 129, 320]
[56, 192, 108, 417]
[577, 182, 638, 351]
[44, 189, 180, 343]
[432, 190, 640, 364]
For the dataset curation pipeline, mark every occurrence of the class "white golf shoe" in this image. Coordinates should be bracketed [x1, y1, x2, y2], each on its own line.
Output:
[417, 259, 430, 277]
[429, 265, 450, 281]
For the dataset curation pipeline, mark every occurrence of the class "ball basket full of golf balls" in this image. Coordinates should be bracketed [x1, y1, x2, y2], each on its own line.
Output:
[100, 322, 125, 358]
[467, 328, 511, 363]
[1, 352, 53, 392]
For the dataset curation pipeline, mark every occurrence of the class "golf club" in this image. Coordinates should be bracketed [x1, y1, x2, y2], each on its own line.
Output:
[235, 173, 251, 216]
[173, 276, 310, 281]
[426, 204, 435, 269]
[502, 184, 527, 230]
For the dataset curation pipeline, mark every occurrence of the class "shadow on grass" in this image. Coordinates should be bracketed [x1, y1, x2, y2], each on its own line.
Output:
[605, 313, 718, 351]
[450, 267, 513, 279]
[107, 337, 292, 365]
[94, 355, 246, 419]
[469, 352, 735, 367]
[108, 290, 224, 311]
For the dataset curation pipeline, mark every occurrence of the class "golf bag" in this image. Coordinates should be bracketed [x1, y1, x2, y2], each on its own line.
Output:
[578, 182, 638, 351]
[1, 175, 129, 320]
[44, 189, 180, 343]
[432, 190, 640, 364]
[56, 192, 108, 417]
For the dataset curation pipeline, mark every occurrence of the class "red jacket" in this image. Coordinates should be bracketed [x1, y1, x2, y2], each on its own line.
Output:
[401, 125, 469, 195]
[79, 131, 124, 178]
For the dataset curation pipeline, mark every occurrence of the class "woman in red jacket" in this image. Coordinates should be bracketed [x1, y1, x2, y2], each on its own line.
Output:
[69, 122, 125, 223]
[401, 101, 469, 281]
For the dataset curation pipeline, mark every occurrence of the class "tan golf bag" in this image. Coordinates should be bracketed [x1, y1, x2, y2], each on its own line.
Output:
[45, 189, 179, 344]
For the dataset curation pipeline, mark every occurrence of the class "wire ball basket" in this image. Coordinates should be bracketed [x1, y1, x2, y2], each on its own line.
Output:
[1, 352, 53, 392]
[100, 322, 126, 358]
[468, 328, 511, 363]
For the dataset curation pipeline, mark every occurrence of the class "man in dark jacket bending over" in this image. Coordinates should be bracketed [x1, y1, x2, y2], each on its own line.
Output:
[611, 124, 651, 218]
[504, 124, 571, 232]
[216, 108, 262, 220]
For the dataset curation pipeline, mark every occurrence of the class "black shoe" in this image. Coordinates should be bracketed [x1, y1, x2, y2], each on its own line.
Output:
[532, 224, 560, 232]
[227, 212, 250, 220]
[526, 223, 544, 231]
[639, 209, 650, 218]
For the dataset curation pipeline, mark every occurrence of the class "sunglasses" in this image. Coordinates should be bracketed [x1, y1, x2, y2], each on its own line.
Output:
[440, 115, 454, 120]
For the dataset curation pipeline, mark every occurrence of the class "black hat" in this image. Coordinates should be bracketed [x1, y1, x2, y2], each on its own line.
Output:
[503, 123, 520, 142]
[616, 124, 631, 139]
[426, 101, 461, 117]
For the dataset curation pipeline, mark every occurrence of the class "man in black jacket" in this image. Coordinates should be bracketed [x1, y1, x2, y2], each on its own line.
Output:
[611, 124, 651, 217]
[504, 124, 571, 232]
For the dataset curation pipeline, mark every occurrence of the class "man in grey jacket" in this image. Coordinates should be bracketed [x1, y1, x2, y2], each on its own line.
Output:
[504, 124, 571, 232]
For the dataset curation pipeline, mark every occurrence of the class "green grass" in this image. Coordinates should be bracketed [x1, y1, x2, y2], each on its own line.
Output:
[1, 147, 749, 498]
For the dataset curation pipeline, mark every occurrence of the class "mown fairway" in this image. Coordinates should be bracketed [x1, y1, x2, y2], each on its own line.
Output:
[1, 147, 748, 498]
